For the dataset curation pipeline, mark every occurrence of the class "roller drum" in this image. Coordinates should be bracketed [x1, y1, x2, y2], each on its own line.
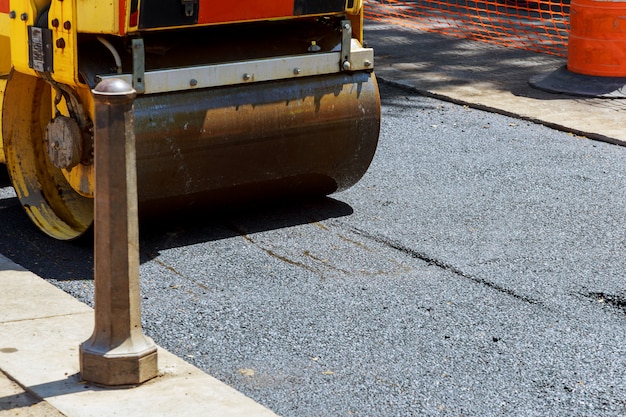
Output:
[133, 71, 380, 214]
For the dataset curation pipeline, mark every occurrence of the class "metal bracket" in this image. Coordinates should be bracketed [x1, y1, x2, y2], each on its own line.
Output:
[340, 20, 352, 71]
[28, 26, 53, 72]
[132, 38, 145, 94]
[99, 41, 374, 95]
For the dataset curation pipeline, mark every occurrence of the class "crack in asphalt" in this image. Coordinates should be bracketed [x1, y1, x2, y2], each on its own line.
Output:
[584, 292, 626, 315]
[226, 222, 321, 275]
[144, 252, 213, 292]
[346, 225, 542, 306]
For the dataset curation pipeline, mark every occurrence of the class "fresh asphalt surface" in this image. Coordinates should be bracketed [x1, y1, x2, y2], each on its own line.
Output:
[1, 82, 626, 416]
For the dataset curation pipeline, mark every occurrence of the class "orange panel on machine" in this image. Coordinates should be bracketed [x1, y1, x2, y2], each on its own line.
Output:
[0, 0, 9, 13]
[198, 0, 295, 24]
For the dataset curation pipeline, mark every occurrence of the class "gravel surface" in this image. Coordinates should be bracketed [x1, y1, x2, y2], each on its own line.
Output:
[2, 82, 626, 416]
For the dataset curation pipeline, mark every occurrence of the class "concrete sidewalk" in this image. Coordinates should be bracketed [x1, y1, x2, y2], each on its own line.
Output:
[366, 22, 625, 146]
[2, 21, 624, 417]
[0, 254, 277, 417]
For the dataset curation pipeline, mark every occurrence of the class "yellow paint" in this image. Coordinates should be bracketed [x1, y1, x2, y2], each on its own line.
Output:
[349, 9, 363, 43]
[0, 77, 5, 163]
[7, 0, 49, 74]
[27, 205, 77, 240]
[8, 0, 34, 75]
[0, 33, 8, 162]
[48, 0, 78, 85]
[0, 36, 10, 74]
[7, 0, 50, 74]
[0, 13, 9, 37]
[7, 0, 81, 84]
[77, 0, 119, 34]
[347, 0, 363, 15]
[56, 85, 96, 197]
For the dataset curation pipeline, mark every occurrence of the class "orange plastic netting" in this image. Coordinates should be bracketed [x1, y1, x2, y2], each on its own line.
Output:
[365, 0, 570, 56]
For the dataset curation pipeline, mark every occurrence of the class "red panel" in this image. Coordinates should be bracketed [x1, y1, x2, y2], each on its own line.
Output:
[198, 0, 295, 24]
[0, 0, 10, 14]
[119, 0, 126, 35]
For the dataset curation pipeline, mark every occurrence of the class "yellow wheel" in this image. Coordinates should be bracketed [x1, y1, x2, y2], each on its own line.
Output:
[2, 70, 93, 240]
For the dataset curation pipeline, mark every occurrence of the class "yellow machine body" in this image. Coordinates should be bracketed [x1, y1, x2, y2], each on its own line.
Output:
[0, 0, 380, 240]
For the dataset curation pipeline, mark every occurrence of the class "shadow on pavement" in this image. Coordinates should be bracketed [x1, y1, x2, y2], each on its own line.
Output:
[0, 161, 354, 282]
[367, 23, 565, 96]
[137, 197, 354, 264]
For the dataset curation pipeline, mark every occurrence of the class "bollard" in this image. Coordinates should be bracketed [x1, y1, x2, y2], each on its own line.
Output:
[80, 78, 158, 386]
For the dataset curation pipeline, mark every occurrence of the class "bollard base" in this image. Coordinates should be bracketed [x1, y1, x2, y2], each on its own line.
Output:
[80, 344, 158, 386]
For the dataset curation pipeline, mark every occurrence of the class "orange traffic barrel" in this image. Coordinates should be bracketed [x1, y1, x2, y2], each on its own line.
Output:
[529, 0, 626, 97]
[568, 0, 626, 77]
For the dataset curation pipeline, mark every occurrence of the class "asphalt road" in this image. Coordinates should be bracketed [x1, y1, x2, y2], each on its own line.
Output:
[2, 82, 626, 416]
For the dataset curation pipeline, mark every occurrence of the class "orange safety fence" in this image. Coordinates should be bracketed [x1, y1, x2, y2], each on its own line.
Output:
[365, 0, 570, 56]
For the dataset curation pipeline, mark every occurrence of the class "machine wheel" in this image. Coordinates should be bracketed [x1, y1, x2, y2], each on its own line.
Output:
[2, 70, 93, 240]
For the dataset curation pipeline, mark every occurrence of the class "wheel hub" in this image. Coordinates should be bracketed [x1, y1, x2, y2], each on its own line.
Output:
[45, 115, 83, 170]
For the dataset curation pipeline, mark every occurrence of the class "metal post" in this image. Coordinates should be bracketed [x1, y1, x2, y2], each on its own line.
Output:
[80, 78, 158, 386]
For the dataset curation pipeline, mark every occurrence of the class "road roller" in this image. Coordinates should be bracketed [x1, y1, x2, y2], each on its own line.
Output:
[0, 0, 380, 240]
